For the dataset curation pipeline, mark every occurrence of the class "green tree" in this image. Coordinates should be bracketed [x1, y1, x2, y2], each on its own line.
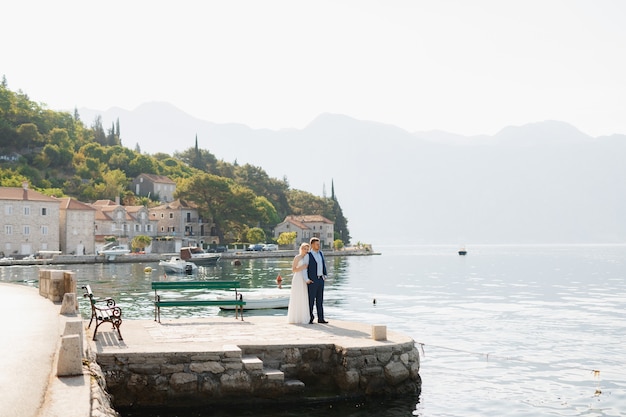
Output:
[175, 145, 218, 173]
[277, 231, 297, 246]
[176, 173, 260, 242]
[131, 235, 152, 252]
[246, 227, 266, 244]
[17, 123, 43, 149]
[92, 115, 106, 145]
[331, 180, 351, 244]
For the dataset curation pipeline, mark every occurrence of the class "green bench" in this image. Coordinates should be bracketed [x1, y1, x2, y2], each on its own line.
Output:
[151, 280, 246, 323]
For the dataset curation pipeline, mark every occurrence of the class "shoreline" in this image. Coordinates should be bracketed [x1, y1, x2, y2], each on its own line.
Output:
[0, 248, 380, 267]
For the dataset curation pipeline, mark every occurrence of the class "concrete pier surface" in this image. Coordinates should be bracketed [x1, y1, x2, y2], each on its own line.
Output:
[92, 316, 415, 353]
[0, 283, 90, 417]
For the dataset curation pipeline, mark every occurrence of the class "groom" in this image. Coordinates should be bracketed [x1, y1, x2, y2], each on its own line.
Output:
[306, 237, 328, 324]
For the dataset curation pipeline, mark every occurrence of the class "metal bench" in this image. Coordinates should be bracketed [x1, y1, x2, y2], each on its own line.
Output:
[82, 285, 123, 341]
[151, 280, 246, 323]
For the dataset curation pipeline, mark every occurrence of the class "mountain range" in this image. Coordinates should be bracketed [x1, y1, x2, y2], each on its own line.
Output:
[78, 103, 626, 245]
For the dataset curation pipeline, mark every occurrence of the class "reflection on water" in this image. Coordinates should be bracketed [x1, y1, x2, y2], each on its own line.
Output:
[2, 245, 626, 416]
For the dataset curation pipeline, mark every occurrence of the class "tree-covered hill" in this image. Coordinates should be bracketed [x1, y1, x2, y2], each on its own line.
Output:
[0, 77, 350, 244]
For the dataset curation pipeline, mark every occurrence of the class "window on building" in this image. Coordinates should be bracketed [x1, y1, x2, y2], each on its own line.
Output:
[41, 225, 48, 235]
[23, 206, 30, 215]
[41, 207, 47, 216]
[135, 224, 141, 232]
[169, 213, 174, 219]
[5, 206, 12, 215]
[146, 225, 152, 232]
[23, 225, 30, 235]
[4, 225, 12, 235]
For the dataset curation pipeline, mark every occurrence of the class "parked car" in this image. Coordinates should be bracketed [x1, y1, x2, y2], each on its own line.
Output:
[262, 244, 278, 251]
[246, 244, 264, 251]
[207, 245, 228, 253]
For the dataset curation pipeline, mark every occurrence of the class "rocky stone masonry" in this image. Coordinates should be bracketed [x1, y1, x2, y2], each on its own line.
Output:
[96, 341, 420, 407]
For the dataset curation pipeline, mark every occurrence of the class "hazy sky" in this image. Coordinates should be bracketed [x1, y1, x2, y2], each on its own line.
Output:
[3, 0, 626, 137]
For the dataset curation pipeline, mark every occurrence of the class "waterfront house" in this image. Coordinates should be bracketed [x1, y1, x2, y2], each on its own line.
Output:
[132, 174, 176, 203]
[90, 199, 158, 251]
[273, 215, 334, 248]
[0, 182, 61, 257]
[57, 197, 96, 255]
[149, 199, 216, 248]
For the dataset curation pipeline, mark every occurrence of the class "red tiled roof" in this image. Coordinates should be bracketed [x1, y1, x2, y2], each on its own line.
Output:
[0, 186, 60, 202]
[285, 215, 333, 224]
[137, 174, 176, 184]
[57, 197, 96, 211]
[152, 199, 198, 210]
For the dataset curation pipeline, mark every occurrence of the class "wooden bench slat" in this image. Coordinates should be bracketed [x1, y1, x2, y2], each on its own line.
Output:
[155, 300, 246, 307]
[152, 280, 245, 322]
[151, 280, 240, 290]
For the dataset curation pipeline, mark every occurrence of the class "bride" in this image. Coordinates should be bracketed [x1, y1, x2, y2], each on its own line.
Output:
[287, 242, 311, 324]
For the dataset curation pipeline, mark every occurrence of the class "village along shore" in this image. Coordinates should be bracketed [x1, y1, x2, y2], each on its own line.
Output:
[0, 245, 380, 267]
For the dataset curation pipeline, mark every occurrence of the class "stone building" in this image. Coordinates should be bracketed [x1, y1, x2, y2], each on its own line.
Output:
[57, 197, 96, 255]
[149, 199, 216, 247]
[131, 174, 176, 203]
[0, 182, 60, 257]
[273, 215, 335, 248]
[90, 199, 158, 250]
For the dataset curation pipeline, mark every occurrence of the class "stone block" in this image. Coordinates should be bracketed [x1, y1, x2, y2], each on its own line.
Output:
[63, 319, 84, 357]
[60, 292, 78, 315]
[57, 334, 83, 376]
[372, 325, 387, 341]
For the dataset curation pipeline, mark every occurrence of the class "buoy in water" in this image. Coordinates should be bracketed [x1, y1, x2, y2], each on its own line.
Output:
[276, 274, 283, 283]
[144, 266, 153, 273]
[232, 259, 242, 266]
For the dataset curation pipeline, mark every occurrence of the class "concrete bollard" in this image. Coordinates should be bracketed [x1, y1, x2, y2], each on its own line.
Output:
[371, 325, 387, 341]
[63, 319, 84, 357]
[57, 334, 83, 376]
[60, 292, 78, 315]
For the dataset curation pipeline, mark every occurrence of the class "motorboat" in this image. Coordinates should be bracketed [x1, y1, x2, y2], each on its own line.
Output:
[98, 244, 130, 260]
[159, 257, 198, 274]
[180, 246, 221, 266]
[218, 294, 290, 310]
[458, 247, 467, 256]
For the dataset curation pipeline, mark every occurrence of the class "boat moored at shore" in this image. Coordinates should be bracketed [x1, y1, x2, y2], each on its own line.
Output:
[180, 246, 221, 266]
[159, 257, 198, 274]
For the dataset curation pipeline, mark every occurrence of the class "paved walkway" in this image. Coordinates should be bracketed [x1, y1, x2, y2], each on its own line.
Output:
[0, 283, 89, 417]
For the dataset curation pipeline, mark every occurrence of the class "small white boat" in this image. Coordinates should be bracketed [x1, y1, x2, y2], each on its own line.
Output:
[159, 257, 198, 274]
[219, 294, 290, 310]
[98, 244, 130, 260]
[180, 246, 221, 266]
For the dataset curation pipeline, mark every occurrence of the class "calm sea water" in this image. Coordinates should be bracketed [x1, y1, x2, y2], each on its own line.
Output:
[2, 244, 625, 416]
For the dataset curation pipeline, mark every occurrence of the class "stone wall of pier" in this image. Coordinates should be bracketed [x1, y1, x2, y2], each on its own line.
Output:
[96, 341, 420, 407]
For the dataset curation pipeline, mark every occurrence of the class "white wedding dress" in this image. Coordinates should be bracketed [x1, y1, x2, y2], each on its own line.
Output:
[287, 258, 310, 324]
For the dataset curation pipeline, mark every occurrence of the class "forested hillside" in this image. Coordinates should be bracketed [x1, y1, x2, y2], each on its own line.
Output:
[0, 77, 350, 244]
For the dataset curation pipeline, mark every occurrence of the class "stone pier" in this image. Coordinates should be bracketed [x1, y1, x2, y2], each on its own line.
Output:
[89, 316, 421, 408]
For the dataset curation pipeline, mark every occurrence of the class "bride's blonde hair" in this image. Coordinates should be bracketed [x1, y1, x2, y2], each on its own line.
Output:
[300, 243, 310, 251]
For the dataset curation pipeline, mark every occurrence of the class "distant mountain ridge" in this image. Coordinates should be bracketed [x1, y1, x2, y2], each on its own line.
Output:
[78, 103, 626, 244]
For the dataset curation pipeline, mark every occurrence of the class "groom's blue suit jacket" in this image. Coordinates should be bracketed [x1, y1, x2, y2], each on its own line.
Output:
[306, 251, 327, 280]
